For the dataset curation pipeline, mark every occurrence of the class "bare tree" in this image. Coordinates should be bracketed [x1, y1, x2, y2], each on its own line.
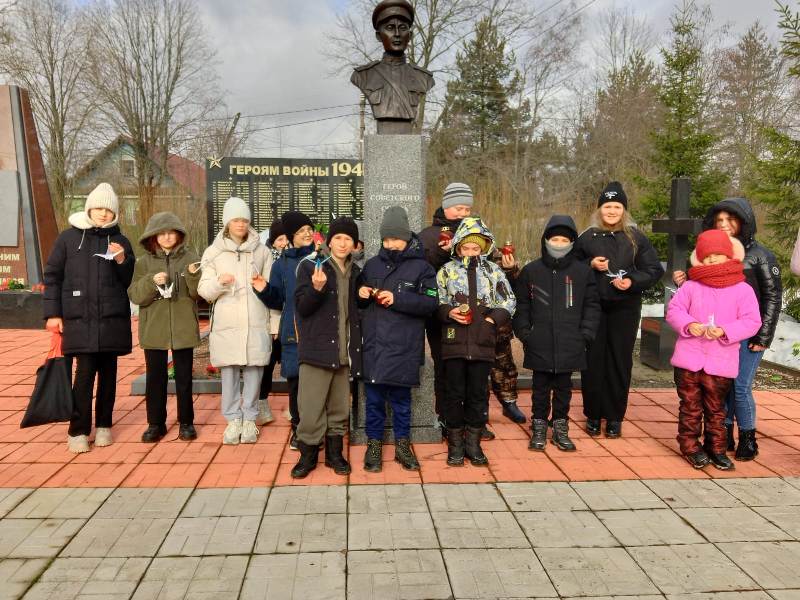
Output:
[593, 5, 658, 77]
[0, 0, 91, 227]
[84, 0, 220, 223]
[178, 111, 256, 165]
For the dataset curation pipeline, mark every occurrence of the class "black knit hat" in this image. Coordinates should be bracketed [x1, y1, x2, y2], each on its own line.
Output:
[545, 225, 576, 242]
[598, 181, 628, 209]
[326, 216, 360, 246]
[267, 219, 286, 245]
[281, 210, 314, 240]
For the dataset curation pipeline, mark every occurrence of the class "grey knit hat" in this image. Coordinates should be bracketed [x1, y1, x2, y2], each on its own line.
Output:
[442, 182, 474, 209]
[380, 206, 411, 241]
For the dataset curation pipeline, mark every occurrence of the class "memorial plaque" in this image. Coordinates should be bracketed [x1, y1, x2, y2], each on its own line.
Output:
[205, 157, 364, 241]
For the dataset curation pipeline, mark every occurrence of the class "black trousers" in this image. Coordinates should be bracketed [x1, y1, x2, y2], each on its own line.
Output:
[69, 352, 118, 436]
[259, 338, 282, 400]
[581, 298, 641, 421]
[144, 348, 194, 426]
[425, 316, 446, 417]
[441, 358, 491, 428]
[532, 371, 573, 421]
[287, 376, 299, 429]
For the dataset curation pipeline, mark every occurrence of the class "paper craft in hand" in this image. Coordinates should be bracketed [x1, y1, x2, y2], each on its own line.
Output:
[94, 248, 123, 261]
[156, 283, 174, 299]
[605, 269, 628, 281]
[706, 314, 715, 328]
[315, 255, 331, 269]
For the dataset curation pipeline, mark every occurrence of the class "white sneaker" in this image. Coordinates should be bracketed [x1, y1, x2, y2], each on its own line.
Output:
[255, 399, 274, 426]
[67, 434, 90, 454]
[94, 427, 113, 447]
[223, 418, 243, 445]
[240, 420, 259, 444]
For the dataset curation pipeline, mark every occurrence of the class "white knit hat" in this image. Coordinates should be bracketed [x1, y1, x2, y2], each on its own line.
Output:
[85, 183, 119, 217]
[222, 196, 251, 226]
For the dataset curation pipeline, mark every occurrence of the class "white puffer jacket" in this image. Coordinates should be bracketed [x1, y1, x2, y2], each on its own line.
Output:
[198, 228, 278, 367]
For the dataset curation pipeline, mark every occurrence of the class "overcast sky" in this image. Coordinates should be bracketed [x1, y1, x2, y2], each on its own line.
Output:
[195, 0, 785, 160]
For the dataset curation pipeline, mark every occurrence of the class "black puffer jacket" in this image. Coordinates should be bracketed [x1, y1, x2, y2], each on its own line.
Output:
[513, 216, 601, 373]
[294, 253, 362, 376]
[419, 207, 462, 271]
[574, 226, 664, 303]
[702, 197, 782, 348]
[43, 222, 135, 356]
[357, 235, 438, 387]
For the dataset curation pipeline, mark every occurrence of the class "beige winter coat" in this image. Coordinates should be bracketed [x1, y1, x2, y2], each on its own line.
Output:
[198, 228, 279, 367]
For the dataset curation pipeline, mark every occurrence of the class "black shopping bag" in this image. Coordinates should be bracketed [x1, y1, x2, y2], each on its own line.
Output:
[20, 333, 73, 428]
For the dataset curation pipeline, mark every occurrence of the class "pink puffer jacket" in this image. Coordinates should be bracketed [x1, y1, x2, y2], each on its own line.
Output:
[791, 227, 800, 276]
[666, 279, 762, 378]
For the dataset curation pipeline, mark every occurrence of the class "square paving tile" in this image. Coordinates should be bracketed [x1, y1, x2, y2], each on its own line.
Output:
[0, 489, 32, 518]
[432, 511, 529, 548]
[715, 478, 800, 507]
[7, 488, 113, 519]
[348, 484, 427, 514]
[536, 547, 660, 597]
[23, 557, 150, 600]
[264, 485, 347, 514]
[629, 544, 757, 594]
[753, 506, 800, 540]
[0, 558, 49, 600]
[241, 552, 346, 600]
[516, 510, 619, 548]
[571, 480, 667, 510]
[255, 514, 347, 553]
[132, 555, 248, 600]
[180, 487, 269, 517]
[443, 548, 557, 598]
[0, 518, 85, 558]
[675, 507, 791, 542]
[643, 479, 742, 508]
[158, 515, 260, 556]
[60, 517, 173, 557]
[717, 541, 800, 589]
[347, 549, 451, 600]
[596, 508, 705, 546]
[767, 591, 800, 600]
[663, 593, 774, 599]
[94, 488, 192, 519]
[423, 483, 507, 511]
[496, 482, 588, 511]
[348, 512, 438, 550]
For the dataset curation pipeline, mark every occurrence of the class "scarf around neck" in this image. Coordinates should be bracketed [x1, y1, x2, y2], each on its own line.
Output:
[688, 260, 745, 288]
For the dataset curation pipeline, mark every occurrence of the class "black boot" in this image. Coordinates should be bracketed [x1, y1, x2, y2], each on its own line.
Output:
[364, 439, 382, 473]
[502, 401, 526, 424]
[605, 420, 622, 438]
[685, 449, 710, 469]
[178, 423, 197, 441]
[464, 426, 489, 466]
[394, 438, 420, 470]
[726, 423, 735, 451]
[552, 418, 576, 451]
[735, 429, 758, 461]
[289, 427, 299, 451]
[324, 435, 351, 475]
[446, 428, 465, 466]
[707, 451, 735, 471]
[529, 419, 547, 451]
[141, 424, 167, 443]
[480, 425, 496, 440]
[586, 418, 601, 436]
[290, 441, 319, 478]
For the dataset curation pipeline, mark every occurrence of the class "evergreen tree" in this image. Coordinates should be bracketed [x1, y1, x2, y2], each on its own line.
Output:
[637, 1, 727, 243]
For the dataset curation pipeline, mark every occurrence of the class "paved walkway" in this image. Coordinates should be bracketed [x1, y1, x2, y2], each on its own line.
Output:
[2, 328, 800, 598]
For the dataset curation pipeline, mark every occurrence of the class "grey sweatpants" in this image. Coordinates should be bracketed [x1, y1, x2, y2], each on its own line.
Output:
[221, 366, 263, 422]
[297, 364, 350, 445]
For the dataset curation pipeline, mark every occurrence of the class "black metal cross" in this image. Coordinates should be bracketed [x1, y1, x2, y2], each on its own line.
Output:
[652, 177, 703, 302]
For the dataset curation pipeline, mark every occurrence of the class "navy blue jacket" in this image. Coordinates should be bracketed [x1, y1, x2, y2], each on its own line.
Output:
[254, 243, 314, 378]
[357, 235, 438, 387]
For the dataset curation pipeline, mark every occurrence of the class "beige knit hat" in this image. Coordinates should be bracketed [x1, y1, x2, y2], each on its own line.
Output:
[85, 183, 119, 217]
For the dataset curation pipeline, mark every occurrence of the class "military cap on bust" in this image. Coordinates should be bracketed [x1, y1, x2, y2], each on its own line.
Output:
[372, 0, 414, 29]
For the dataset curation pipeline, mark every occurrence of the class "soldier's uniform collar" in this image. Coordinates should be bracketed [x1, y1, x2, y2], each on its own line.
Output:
[381, 52, 407, 66]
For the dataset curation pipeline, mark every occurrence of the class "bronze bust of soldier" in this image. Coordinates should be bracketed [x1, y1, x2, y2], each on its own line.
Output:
[351, 0, 435, 134]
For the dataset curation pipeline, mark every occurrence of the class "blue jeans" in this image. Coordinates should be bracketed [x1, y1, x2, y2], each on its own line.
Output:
[725, 340, 764, 430]
[365, 383, 412, 440]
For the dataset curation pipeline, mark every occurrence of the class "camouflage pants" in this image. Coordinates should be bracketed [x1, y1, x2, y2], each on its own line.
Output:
[491, 333, 518, 404]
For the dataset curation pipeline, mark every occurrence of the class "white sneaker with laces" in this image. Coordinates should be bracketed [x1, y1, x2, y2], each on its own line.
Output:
[240, 420, 259, 444]
[255, 399, 274, 425]
[223, 418, 243, 445]
[94, 427, 113, 447]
